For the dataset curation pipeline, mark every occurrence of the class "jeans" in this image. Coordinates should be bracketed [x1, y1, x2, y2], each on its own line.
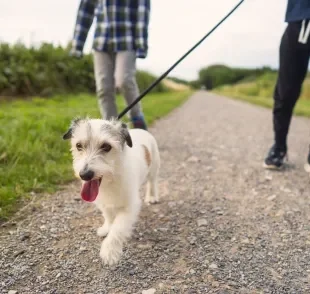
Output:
[93, 50, 142, 120]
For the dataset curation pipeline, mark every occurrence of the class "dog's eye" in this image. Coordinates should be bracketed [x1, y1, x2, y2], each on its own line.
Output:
[76, 143, 83, 151]
[101, 143, 112, 152]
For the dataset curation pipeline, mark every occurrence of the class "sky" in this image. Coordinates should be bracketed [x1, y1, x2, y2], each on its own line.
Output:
[0, 0, 288, 80]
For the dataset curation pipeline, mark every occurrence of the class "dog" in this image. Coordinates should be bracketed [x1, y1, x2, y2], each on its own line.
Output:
[63, 118, 160, 265]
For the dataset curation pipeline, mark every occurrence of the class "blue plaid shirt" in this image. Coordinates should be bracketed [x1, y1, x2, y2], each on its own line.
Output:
[71, 0, 150, 59]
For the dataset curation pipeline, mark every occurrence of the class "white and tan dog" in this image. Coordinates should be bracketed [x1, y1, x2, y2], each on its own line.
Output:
[63, 118, 160, 265]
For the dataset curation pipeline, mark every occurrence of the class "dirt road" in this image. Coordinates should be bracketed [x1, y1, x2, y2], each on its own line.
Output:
[1, 91, 310, 294]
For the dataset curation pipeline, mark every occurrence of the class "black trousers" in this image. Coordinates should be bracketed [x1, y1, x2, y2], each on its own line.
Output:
[273, 21, 310, 147]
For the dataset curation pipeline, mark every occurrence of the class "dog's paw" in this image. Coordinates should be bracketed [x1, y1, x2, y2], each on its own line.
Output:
[145, 196, 159, 205]
[97, 224, 110, 237]
[100, 240, 122, 266]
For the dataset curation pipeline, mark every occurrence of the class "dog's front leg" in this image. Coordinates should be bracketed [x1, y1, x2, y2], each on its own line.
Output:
[100, 204, 140, 266]
[97, 208, 114, 237]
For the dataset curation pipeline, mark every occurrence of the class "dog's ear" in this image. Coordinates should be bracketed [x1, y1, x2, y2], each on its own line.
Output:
[63, 128, 73, 140]
[62, 118, 82, 140]
[120, 123, 133, 148]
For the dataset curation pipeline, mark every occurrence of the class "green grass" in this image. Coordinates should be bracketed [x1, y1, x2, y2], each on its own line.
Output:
[0, 90, 192, 221]
[213, 73, 310, 117]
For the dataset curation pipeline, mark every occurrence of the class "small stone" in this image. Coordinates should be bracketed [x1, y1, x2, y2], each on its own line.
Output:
[142, 288, 156, 294]
[189, 237, 197, 245]
[20, 232, 30, 241]
[8, 291, 18, 294]
[267, 195, 277, 201]
[209, 263, 218, 269]
[137, 243, 152, 250]
[229, 245, 238, 254]
[212, 281, 220, 287]
[158, 283, 164, 289]
[265, 174, 272, 181]
[281, 187, 291, 193]
[197, 218, 208, 227]
[168, 201, 176, 208]
[206, 274, 214, 282]
[241, 238, 250, 244]
[14, 249, 25, 258]
[189, 269, 196, 274]
[276, 210, 284, 217]
[252, 189, 258, 196]
[74, 197, 81, 201]
[79, 247, 87, 252]
[40, 225, 46, 230]
[187, 156, 199, 163]
[56, 273, 61, 278]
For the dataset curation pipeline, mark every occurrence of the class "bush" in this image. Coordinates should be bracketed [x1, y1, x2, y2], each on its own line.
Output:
[136, 70, 168, 93]
[215, 71, 310, 101]
[0, 42, 167, 98]
[197, 64, 275, 90]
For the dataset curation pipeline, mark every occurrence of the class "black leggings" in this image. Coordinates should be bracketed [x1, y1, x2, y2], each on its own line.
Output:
[273, 21, 310, 147]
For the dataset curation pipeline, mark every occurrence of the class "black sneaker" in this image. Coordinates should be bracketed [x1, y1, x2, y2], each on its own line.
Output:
[263, 144, 287, 170]
[131, 114, 148, 130]
[304, 145, 310, 173]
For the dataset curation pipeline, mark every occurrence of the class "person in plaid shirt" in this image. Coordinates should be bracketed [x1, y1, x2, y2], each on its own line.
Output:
[70, 0, 150, 130]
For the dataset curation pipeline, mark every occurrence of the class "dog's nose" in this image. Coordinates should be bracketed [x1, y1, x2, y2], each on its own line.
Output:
[79, 170, 94, 181]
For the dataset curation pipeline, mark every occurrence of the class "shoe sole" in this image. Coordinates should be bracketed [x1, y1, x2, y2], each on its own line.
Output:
[263, 162, 284, 170]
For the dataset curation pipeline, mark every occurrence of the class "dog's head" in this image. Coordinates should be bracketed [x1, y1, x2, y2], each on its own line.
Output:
[63, 118, 132, 202]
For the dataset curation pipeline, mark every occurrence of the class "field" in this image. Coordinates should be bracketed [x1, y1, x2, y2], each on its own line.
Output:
[214, 72, 310, 117]
[0, 90, 192, 220]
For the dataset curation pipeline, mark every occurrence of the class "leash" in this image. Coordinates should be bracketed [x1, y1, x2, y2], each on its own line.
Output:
[117, 0, 245, 119]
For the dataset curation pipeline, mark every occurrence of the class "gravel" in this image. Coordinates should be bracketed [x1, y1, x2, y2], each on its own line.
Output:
[1, 91, 310, 293]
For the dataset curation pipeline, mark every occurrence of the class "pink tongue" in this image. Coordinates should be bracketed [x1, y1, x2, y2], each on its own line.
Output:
[81, 179, 100, 202]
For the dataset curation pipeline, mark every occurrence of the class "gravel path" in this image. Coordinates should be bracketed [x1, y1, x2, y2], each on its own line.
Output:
[1, 91, 310, 294]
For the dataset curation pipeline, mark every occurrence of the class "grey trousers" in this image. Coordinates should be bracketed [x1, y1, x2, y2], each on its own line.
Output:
[93, 50, 142, 120]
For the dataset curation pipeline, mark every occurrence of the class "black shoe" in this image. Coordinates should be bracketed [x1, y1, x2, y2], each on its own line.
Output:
[304, 145, 310, 173]
[263, 144, 287, 170]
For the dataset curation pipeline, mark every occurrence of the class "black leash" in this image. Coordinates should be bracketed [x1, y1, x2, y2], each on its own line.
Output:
[117, 0, 245, 119]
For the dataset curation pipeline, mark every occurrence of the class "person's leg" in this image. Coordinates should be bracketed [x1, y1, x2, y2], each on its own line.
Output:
[264, 21, 310, 169]
[274, 23, 310, 147]
[115, 51, 147, 130]
[93, 51, 118, 120]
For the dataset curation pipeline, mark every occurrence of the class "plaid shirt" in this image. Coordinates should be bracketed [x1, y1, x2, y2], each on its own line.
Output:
[71, 0, 150, 59]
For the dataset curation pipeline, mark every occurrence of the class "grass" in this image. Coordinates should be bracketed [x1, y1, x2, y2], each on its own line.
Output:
[0, 90, 192, 221]
[213, 72, 310, 117]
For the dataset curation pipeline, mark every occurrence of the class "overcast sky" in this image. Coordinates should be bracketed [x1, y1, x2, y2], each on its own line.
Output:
[0, 0, 288, 80]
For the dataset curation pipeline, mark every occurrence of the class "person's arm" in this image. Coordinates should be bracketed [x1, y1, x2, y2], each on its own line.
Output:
[70, 0, 96, 57]
[135, 0, 151, 59]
